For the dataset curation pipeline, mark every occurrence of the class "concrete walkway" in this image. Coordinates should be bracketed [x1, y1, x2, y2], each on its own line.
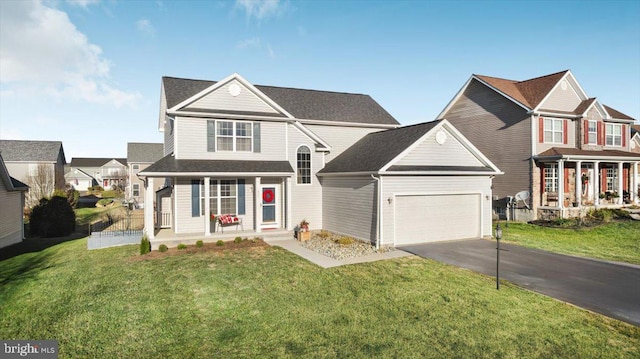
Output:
[400, 239, 640, 327]
[264, 238, 412, 268]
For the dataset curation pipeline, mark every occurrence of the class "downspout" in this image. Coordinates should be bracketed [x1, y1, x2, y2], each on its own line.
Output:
[371, 174, 381, 249]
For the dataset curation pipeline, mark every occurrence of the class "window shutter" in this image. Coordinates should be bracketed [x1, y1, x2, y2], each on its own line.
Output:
[601, 168, 607, 193]
[564, 167, 569, 192]
[623, 168, 629, 191]
[598, 122, 604, 145]
[191, 180, 200, 217]
[538, 117, 544, 143]
[253, 123, 261, 153]
[583, 120, 589, 145]
[622, 124, 627, 147]
[237, 179, 245, 215]
[207, 121, 216, 152]
[563, 120, 568, 144]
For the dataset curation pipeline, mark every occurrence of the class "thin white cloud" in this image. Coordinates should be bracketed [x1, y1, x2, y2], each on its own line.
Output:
[236, 37, 261, 49]
[136, 18, 155, 35]
[236, 0, 282, 20]
[266, 43, 275, 59]
[0, 0, 140, 108]
[66, 0, 100, 8]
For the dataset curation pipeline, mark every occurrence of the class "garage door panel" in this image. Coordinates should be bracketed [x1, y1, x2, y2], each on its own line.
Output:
[395, 194, 480, 245]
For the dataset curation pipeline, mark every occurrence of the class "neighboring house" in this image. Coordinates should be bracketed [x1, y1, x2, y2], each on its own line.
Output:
[438, 70, 640, 220]
[127, 142, 164, 207]
[65, 167, 97, 191]
[0, 153, 29, 248]
[139, 73, 500, 247]
[632, 125, 640, 194]
[68, 158, 128, 190]
[0, 140, 66, 206]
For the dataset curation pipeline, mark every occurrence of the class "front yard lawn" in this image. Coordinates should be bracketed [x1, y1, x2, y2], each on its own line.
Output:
[1, 239, 638, 358]
[499, 220, 640, 265]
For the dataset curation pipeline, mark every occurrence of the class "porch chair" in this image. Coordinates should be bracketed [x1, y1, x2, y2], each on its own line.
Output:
[217, 214, 243, 233]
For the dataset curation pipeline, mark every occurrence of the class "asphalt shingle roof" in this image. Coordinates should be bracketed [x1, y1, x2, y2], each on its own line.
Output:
[127, 143, 164, 163]
[70, 158, 127, 167]
[603, 105, 636, 121]
[162, 76, 399, 125]
[142, 155, 294, 174]
[319, 121, 441, 173]
[0, 140, 65, 163]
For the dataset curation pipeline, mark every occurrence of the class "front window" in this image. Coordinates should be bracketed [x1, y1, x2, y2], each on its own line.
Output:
[133, 183, 140, 197]
[214, 120, 253, 152]
[588, 121, 597, 144]
[209, 180, 237, 215]
[544, 163, 558, 193]
[216, 121, 234, 151]
[297, 146, 311, 184]
[606, 167, 618, 192]
[605, 124, 622, 146]
[544, 118, 564, 143]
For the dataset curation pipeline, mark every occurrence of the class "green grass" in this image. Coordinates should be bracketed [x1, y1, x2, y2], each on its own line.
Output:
[74, 205, 122, 226]
[500, 220, 640, 264]
[1, 240, 638, 358]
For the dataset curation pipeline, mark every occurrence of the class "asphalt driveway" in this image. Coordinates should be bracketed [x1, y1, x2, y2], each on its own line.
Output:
[400, 239, 640, 327]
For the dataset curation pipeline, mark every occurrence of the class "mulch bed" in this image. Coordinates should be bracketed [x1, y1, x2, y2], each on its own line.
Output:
[131, 238, 269, 261]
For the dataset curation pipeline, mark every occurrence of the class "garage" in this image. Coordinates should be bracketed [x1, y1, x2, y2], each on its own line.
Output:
[394, 193, 481, 245]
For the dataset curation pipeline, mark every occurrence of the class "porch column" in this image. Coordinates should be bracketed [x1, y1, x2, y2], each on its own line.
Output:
[285, 176, 293, 231]
[618, 162, 624, 205]
[144, 177, 154, 240]
[255, 177, 262, 233]
[633, 162, 639, 205]
[593, 161, 600, 206]
[558, 160, 564, 209]
[575, 160, 582, 207]
[204, 177, 210, 236]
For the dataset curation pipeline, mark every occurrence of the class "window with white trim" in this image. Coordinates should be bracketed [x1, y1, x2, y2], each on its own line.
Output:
[209, 180, 237, 215]
[605, 123, 622, 146]
[606, 167, 618, 192]
[544, 163, 558, 193]
[544, 118, 564, 143]
[213, 120, 253, 152]
[588, 120, 597, 144]
[296, 146, 311, 184]
[133, 183, 140, 197]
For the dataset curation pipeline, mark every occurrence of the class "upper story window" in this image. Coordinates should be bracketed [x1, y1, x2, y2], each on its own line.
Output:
[207, 120, 254, 152]
[132, 164, 140, 173]
[132, 183, 140, 197]
[587, 121, 597, 144]
[544, 118, 564, 144]
[297, 146, 311, 184]
[605, 123, 622, 147]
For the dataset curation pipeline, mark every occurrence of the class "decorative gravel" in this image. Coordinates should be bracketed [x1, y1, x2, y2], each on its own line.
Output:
[299, 233, 394, 260]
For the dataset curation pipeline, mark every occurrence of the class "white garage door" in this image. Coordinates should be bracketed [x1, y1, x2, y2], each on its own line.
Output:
[395, 194, 481, 245]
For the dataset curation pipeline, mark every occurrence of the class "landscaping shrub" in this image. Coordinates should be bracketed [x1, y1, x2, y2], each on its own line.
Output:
[66, 187, 80, 208]
[97, 198, 113, 207]
[140, 235, 151, 255]
[158, 244, 168, 252]
[335, 236, 356, 245]
[234, 236, 242, 244]
[216, 240, 224, 246]
[177, 243, 187, 250]
[318, 230, 330, 239]
[30, 196, 76, 237]
[196, 240, 204, 248]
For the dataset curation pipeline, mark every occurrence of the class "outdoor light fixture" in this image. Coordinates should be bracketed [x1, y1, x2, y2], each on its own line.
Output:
[495, 223, 502, 290]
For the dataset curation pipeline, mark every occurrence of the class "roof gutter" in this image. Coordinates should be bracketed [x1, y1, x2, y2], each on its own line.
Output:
[527, 110, 582, 119]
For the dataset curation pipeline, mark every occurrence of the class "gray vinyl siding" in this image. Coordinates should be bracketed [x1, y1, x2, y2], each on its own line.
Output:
[184, 79, 279, 114]
[581, 107, 604, 151]
[175, 177, 204, 234]
[175, 117, 285, 160]
[164, 117, 175, 156]
[288, 124, 323, 230]
[443, 79, 531, 199]
[305, 125, 382, 162]
[0, 181, 24, 248]
[380, 176, 493, 246]
[322, 176, 376, 242]
[538, 80, 582, 112]
[395, 127, 483, 167]
[535, 117, 577, 154]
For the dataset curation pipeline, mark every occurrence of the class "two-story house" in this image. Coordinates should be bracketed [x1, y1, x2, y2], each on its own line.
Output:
[439, 70, 639, 220]
[0, 140, 66, 206]
[127, 142, 164, 207]
[139, 73, 501, 247]
[67, 158, 128, 191]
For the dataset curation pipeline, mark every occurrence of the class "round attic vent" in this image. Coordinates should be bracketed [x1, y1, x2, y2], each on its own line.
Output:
[435, 130, 447, 145]
[228, 83, 241, 97]
[560, 80, 567, 90]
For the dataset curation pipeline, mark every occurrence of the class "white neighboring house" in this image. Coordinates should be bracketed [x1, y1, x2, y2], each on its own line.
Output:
[0, 153, 29, 248]
[65, 168, 97, 192]
[127, 142, 164, 208]
[139, 73, 501, 248]
[67, 158, 128, 190]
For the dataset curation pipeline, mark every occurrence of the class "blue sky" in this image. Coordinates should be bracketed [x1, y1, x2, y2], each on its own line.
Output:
[1, 0, 639, 159]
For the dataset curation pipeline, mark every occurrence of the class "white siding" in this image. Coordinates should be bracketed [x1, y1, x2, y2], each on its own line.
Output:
[174, 178, 204, 234]
[322, 176, 376, 242]
[288, 124, 323, 229]
[0, 181, 24, 248]
[164, 117, 175, 156]
[539, 80, 582, 112]
[395, 128, 484, 167]
[380, 176, 493, 246]
[175, 117, 286, 160]
[185, 79, 279, 114]
[306, 125, 381, 162]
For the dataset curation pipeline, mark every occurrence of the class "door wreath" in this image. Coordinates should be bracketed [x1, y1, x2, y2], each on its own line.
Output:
[262, 189, 275, 203]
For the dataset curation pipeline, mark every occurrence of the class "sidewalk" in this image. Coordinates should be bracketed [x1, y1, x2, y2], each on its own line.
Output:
[264, 238, 412, 268]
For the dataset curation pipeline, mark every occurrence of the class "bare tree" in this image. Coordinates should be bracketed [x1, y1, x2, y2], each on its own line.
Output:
[25, 163, 55, 206]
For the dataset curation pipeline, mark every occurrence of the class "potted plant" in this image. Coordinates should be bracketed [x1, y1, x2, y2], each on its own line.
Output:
[210, 213, 217, 233]
[298, 219, 311, 241]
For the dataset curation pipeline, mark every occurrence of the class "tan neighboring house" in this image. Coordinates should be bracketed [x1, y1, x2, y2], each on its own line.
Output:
[439, 69, 640, 220]
[127, 142, 164, 208]
[0, 153, 29, 248]
[0, 140, 66, 206]
[67, 158, 128, 190]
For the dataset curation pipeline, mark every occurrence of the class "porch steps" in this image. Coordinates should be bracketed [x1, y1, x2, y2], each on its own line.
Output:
[623, 208, 640, 220]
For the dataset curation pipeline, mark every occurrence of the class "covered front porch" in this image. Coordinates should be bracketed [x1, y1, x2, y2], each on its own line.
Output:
[535, 148, 640, 219]
[151, 227, 293, 248]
